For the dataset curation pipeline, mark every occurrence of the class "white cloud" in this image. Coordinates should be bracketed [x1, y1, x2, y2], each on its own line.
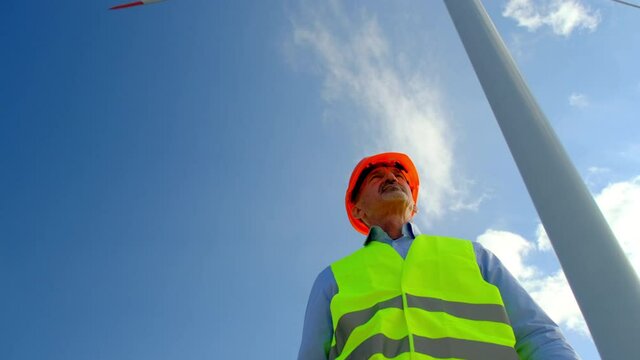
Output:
[535, 223, 553, 251]
[587, 166, 610, 175]
[503, 0, 544, 31]
[525, 271, 587, 334]
[477, 228, 588, 334]
[503, 0, 601, 37]
[477, 229, 537, 280]
[594, 176, 640, 276]
[569, 92, 589, 107]
[536, 176, 640, 275]
[479, 176, 640, 337]
[291, 3, 476, 220]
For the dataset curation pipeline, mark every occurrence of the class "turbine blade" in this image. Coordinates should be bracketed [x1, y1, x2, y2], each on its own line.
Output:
[110, 1, 145, 10]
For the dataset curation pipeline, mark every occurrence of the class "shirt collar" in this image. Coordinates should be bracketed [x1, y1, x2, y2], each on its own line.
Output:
[363, 222, 421, 245]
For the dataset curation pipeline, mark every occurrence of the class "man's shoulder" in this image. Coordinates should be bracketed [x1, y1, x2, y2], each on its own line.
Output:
[310, 265, 338, 299]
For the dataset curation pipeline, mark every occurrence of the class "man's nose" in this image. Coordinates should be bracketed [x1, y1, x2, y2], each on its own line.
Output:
[383, 171, 399, 182]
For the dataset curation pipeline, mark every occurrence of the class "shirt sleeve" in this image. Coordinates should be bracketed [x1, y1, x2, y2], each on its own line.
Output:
[472, 242, 580, 360]
[297, 266, 337, 360]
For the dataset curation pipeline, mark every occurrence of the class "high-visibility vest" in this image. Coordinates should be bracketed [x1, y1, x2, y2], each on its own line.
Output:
[329, 234, 519, 360]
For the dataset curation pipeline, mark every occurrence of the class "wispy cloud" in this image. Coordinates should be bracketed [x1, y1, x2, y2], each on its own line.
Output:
[569, 92, 589, 107]
[478, 176, 640, 336]
[290, 2, 477, 220]
[450, 191, 491, 212]
[503, 0, 601, 37]
[620, 143, 640, 162]
[584, 166, 611, 189]
[587, 166, 610, 175]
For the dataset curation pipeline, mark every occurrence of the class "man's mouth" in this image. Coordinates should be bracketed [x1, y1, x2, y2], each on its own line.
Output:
[380, 184, 401, 193]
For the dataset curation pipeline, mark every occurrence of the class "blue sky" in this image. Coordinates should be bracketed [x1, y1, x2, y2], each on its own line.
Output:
[1, 0, 638, 359]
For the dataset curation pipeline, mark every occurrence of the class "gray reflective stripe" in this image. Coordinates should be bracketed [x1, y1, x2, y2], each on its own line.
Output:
[414, 335, 519, 360]
[331, 294, 512, 359]
[331, 295, 403, 359]
[406, 294, 511, 324]
[334, 334, 517, 360]
[345, 334, 410, 360]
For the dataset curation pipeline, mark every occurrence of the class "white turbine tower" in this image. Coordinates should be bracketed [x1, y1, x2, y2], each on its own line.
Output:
[443, 1, 640, 359]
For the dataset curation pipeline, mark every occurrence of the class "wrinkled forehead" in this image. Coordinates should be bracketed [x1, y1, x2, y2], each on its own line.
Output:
[351, 162, 408, 202]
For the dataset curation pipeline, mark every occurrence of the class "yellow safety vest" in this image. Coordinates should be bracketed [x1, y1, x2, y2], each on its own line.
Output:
[329, 234, 518, 360]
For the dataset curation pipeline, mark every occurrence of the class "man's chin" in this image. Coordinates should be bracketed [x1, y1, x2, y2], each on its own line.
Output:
[379, 193, 411, 205]
[380, 189, 409, 199]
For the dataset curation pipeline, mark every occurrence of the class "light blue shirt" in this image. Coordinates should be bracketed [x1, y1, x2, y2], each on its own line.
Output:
[298, 223, 579, 360]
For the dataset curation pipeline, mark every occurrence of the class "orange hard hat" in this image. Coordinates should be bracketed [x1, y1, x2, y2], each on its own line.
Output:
[345, 152, 420, 234]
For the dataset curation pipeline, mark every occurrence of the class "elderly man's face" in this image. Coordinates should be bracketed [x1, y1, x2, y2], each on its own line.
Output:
[353, 165, 415, 222]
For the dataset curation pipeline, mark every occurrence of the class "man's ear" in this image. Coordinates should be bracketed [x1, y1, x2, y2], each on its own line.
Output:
[351, 204, 364, 220]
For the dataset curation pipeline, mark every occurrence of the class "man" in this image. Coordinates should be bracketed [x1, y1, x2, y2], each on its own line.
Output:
[298, 152, 579, 359]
